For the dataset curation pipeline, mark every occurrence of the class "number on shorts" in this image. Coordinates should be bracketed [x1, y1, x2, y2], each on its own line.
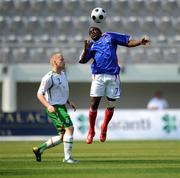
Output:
[115, 88, 119, 95]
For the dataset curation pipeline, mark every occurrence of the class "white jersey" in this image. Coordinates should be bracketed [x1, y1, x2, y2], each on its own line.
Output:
[147, 97, 169, 110]
[38, 71, 69, 105]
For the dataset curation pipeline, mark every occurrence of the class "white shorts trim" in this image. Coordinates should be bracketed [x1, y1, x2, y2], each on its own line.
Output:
[90, 74, 121, 99]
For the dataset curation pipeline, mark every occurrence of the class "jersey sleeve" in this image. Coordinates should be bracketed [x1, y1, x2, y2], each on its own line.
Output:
[37, 76, 52, 95]
[107, 32, 130, 46]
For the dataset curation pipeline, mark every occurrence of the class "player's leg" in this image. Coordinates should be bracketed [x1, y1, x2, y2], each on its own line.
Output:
[33, 133, 63, 162]
[86, 96, 101, 144]
[39, 134, 63, 152]
[87, 74, 105, 144]
[33, 108, 64, 162]
[63, 126, 78, 163]
[100, 75, 121, 142]
[54, 105, 78, 163]
[100, 98, 116, 142]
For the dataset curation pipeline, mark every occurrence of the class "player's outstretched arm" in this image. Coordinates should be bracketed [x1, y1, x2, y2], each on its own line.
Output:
[127, 35, 150, 47]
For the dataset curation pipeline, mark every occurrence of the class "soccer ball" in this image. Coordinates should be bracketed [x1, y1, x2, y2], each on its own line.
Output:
[91, 7, 106, 23]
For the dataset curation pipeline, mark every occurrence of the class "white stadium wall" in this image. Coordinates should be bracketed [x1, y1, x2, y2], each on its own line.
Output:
[17, 82, 180, 110]
[0, 64, 180, 111]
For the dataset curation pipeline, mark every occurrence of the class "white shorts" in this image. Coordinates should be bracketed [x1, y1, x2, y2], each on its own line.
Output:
[90, 74, 121, 99]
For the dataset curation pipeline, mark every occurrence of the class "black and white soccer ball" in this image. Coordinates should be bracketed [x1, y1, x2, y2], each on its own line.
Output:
[91, 7, 106, 23]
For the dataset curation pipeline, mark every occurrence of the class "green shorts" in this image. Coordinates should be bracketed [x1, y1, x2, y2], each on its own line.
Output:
[46, 105, 73, 134]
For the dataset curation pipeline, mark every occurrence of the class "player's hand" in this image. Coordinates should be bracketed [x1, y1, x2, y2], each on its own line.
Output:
[47, 105, 56, 113]
[141, 35, 150, 45]
[67, 100, 76, 111]
[84, 40, 91, 50]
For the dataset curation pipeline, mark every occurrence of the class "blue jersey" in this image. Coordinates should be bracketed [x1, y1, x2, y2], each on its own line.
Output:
[83, 32, 130, 75]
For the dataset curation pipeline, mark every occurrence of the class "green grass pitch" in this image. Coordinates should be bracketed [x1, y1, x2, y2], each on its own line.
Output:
[0, 140, 180, 178]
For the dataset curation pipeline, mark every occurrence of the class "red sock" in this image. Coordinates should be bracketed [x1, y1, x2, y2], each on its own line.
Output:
[88, 108, 97, 134]
[101, 108, 114, 133]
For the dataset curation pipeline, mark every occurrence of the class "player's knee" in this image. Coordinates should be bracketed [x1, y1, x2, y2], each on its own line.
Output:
[90, 106, 98, 112]
[90, 97, 101, 110]
[65, 126, 74, 135]
[107, 100, 116, 108]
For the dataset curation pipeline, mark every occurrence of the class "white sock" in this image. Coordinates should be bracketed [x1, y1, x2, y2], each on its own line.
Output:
[45, 135, 62, 149]
[39, 135, 62, 153]
[63, 134, 73, 160]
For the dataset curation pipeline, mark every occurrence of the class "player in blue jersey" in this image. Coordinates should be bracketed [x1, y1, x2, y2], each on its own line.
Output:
[79, 26, 150, 144]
